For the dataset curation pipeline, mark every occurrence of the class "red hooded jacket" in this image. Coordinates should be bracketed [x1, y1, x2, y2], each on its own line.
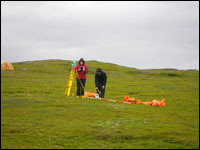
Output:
[75, 64, 88, 79]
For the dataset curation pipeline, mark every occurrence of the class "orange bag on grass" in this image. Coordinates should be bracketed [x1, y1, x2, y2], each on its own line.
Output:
[84, 92, 95, 97]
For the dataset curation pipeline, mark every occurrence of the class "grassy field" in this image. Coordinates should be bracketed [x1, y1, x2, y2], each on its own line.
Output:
[1, 59, 199, 149]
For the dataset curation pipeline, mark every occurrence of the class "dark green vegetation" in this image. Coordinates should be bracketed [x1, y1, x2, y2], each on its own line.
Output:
[1, 59, 199, 149]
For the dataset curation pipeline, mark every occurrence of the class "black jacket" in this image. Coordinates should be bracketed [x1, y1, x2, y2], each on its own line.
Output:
[95, 70, 107, 87]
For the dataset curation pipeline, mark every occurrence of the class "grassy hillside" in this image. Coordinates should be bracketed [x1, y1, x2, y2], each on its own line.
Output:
[1, 59, 199, 149]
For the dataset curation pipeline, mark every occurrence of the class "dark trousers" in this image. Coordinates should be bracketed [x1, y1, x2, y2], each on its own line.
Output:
[76, 78, 86, 96]
[97, 84, 106, 98]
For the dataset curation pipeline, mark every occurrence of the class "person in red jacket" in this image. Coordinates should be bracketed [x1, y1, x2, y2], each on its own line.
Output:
[75, 58, 88, 97]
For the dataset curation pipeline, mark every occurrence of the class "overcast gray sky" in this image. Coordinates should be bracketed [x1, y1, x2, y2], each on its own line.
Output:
[1, 1, 199, 70]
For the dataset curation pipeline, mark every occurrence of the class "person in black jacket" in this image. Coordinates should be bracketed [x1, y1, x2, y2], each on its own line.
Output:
[95, 68, 107, 98]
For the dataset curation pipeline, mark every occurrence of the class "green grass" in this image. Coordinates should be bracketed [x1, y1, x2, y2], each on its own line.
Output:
[1, 59, 199, 149]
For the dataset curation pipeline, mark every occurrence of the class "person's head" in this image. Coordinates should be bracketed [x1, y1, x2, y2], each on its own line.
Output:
[79, 58, 85, 65]
[96, 68, 102, 75]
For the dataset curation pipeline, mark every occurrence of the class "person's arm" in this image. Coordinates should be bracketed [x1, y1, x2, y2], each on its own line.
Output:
[76, 65, 81, 72]
[95, 74, 99, 87]
[103, 73, 107, 86]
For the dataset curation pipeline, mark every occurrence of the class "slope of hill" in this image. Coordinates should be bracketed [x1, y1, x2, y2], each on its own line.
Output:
[1, 59, 199, 149]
